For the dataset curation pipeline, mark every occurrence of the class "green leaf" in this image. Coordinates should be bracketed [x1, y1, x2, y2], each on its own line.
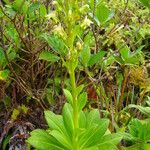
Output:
[88, 50, 106, 66]
[77, 92, 87, 111]
[97, 133, 122, 149]
[39, 4, 47, 17]
[50, 130, 72, 149]
[44, 111, 65, 132]
[12, 0, 24, 11]
[122, 143, 150, 150]
[28, 2, 40, 13]
[98, 144, 118, 150]
[127, 119, 150, 142]
[128, 119, 142, 139]
[79, 119, 109, 148]
[86, 109, 100, 128]
[79, 111, 86, 128]
[84, 146, 98, 150]
[103, 55, 115, 67]
[62, 103, 74, 138]
[63, 89, 73, 105]
[2, 135, 11, 150]
[12, 0, 28, 13]
[76, 84, 84, 96]
[96, 3, 110, 24]
[139, 0, 150, 8]
[120, 46, 130, 61]
[0, 70, 10, 81]
[80, 46, 91, 67]
[128, 104, 150, 117]
[27, 129, 63, 150]
[41, 34, 68, 56]
[39, 51, 60, 63]
[0, 47, 7, 68]
[143, 143, 150, 150]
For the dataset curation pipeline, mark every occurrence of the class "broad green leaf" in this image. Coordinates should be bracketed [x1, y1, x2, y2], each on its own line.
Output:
[79, 119, 109, 148]
[39, 51, 60, 63]
[76, 84, 84, 96]
[128, 119, 142, 140]
[62, 103, 74, 138]
[140, 122, 150, 141]
[96, 3, 110, 24]
[97, 133, 122, 148]
[27, 129, 63, 150]
[50, 130, 72, 149]
[77, 92, 87, 111]
[41, 34, 68, 56]
[80, 46, 91, 67]
[128, 119, 150, 142]
[0, 70, 10, 81]
[63, 89, 73, 105]
[79, 111, 86, 128]
[86, 109, 100, 128]
[44, 111, 65, 132]
[88, 50, 106, 66]
[120, 46, 130, 60]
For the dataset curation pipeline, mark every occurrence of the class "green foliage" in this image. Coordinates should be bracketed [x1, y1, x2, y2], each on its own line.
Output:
[88, 50, 106, 67]
[0, 0, 149, 149]
[122, 119, 150, 149]
[39, 51, 60, 63]
[11, 105, 29, 121]
[128, 104, 150, 117]
[139, 0, 150, 8]
[96, 3, 114, 25]
[0, 69, 10, 81]
[28, 103, 122, 150]
[115, 45, 145, 65]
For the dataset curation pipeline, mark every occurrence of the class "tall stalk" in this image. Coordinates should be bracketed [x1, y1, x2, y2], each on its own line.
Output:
[69, 62, 79, 149]
[64, 0, 79, 148]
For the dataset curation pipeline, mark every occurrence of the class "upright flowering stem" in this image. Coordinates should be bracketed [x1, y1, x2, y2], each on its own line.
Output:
[69, 64, 79, 149]
[63, 0, 83, 148]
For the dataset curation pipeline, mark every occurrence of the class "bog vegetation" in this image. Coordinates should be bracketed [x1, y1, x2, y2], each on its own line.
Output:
[0, 0, 150, 150]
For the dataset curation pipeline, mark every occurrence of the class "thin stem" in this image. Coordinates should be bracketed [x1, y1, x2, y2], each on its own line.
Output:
[69, 66, 79, 150]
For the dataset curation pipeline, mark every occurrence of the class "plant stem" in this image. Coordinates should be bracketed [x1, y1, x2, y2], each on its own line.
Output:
[69, 65, 79, 150]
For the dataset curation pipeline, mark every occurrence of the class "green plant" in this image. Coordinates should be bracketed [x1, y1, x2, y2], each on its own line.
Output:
[122, 118, 150, 150]
[28, 103, 122, 150]
[27, 0, 122, 149]
[0, 0, 149, 149]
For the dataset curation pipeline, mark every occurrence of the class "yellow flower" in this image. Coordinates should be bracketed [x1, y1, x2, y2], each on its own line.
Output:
[53, 24, 67, 39]
[81, 16, 93, 29]
[79, 4, 90, 14]
[76, 42, 82, 51]
[46, 11, 58, 23]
